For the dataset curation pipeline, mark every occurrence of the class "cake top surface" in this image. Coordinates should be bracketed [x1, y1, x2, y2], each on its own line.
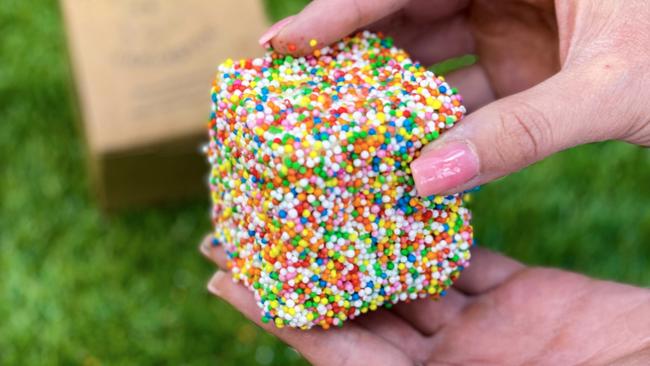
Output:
[209, 31, 465, 165]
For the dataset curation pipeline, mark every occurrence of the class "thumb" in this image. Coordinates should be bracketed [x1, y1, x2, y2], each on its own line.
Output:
[411, 68, 618, 196]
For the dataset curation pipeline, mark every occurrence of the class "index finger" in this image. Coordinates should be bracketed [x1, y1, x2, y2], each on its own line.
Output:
[453, 247, 526, 295]
[272, 0, 408, 54]
[208, 271, 413, 366]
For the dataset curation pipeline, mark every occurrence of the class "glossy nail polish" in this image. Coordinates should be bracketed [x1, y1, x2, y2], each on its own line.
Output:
[410, 142, 479, 196]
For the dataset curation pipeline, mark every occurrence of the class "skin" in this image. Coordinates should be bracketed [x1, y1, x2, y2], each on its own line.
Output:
[204, 1, 650, 364]
[269, 0, 650, 194]
[201, 236, 650, 365]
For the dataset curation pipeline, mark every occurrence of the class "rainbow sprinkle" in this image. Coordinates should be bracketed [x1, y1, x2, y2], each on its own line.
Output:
[207, 31, 473, 329]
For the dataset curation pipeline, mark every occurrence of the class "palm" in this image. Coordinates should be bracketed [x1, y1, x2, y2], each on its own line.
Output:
[201, 239, 650, 365]
[407, 268, 650, 365]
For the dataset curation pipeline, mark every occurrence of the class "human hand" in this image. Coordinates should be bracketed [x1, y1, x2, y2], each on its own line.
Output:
[200, 235, 650, 365]
[259, 0, 650, 196]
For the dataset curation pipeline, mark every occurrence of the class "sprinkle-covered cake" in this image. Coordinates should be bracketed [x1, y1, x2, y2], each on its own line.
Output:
[206, 31, 473, 329]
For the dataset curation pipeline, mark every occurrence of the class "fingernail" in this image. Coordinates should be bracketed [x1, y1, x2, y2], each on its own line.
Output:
[411, 142, 479, 196]
[199, 241, 211, 258]
[207, 271, 226, 296]
[258, 15, 295, 46]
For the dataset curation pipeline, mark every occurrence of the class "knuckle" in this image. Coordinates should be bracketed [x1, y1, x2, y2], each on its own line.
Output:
[494, 101, 554, 167]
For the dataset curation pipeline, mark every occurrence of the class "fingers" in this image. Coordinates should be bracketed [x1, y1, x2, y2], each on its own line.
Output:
[267, 0, 472, 56]
[270, 0, 409, 54]
[200, 234, 413, 365]
[199, 234, 228, 269]
[392, 288, 469, 336]
[382, 16, 474, 67]
[445, 64, 496, 112]
[453, 247, 525, 295]
[207, 271, 413, 366]
[411, 68, 620, 196]
[400, 0, 470, 24]
[354, 309, 430, 363]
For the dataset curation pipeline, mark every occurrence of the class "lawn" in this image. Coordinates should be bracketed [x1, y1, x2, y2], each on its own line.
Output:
[1, 0, 648, 365]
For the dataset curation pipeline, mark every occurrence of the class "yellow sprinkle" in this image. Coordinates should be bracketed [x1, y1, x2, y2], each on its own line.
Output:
[309, 39, 318, 47]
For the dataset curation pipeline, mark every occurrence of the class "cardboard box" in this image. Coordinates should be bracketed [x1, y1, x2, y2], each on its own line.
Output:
[61, 0, 269, 209]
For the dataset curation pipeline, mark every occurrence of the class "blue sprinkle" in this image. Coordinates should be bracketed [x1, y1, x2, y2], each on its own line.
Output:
[407, 254, 416, 263]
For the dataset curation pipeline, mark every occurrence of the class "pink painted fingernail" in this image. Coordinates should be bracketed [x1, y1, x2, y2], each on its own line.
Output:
[411, 142, 479, 196]
[258, 15, 295, 46]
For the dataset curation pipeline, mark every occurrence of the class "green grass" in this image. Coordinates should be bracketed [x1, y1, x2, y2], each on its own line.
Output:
[1, 0, 648, 365]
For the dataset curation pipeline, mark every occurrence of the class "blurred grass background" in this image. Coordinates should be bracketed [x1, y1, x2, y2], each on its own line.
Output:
[1, 0, 648, 365]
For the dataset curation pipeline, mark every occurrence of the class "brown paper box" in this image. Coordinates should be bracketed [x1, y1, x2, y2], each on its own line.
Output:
[61, 0, 269, 209]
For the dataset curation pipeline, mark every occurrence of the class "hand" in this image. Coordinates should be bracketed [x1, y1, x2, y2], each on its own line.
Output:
[200, 235, 650, 365]
[259, 0, 650, 196]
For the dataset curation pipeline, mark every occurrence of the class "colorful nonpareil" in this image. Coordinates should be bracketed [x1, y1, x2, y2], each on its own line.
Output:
[207, 31, 473, 329]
